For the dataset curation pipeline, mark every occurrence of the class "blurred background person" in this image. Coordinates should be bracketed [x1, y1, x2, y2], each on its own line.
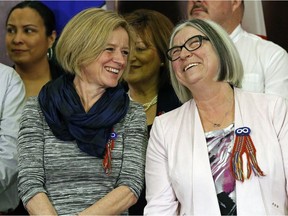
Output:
[0, 63, 25, 214]
[187, 0, 288, 99]
[5, 1, 63, 98]
[145, 18, 288, 215]
[123, 10, 181, 214]
[123, 9, 181, 129]
[17, 8, 147, 215]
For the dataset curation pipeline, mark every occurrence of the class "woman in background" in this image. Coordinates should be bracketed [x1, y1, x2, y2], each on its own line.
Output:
[123, 9, 181, 215]
[5, 1, 63, 98]
[124, 9, 181, 129]
[17, 8, 147, 215]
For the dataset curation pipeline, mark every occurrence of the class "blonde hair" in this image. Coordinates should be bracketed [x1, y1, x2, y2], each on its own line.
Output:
[56, 8, 133, 76]
[168, 19, 243, 103]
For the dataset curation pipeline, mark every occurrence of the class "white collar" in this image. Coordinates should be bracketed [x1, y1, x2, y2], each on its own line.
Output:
[229, 24, 244, 43]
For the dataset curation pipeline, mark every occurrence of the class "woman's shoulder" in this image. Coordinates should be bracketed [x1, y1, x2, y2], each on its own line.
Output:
[235, 87, 286, 104]
[0, 63, 20, 81]
[235, 88, 288, 117]
[128, 100, 145, 113]
[121, 100, 146, 123]
[20, 97, 44, 125]
[155, 100, 192, 123]
[26, 96, 38, 103]
[114, 100, 147, 135]
[24, 96, 41, 111]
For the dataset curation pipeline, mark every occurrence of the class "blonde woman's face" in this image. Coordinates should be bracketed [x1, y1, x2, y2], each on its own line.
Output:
[171, 26, 219, 89]
[5, 8, 55, 65]
[80, 27, 130, 88]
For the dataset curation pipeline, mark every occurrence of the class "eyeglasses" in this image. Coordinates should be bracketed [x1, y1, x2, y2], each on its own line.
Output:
[166, 35, 209, 61]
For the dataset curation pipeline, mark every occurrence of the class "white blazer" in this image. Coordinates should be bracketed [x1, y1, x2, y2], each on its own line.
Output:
[144, 88, 288, 215]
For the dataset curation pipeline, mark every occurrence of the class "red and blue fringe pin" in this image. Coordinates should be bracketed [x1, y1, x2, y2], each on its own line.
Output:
[230, 127, 265, 182]
[103, 130, 117, 175]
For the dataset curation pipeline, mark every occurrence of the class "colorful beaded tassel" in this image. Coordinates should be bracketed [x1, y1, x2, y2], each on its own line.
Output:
[230, 127, 265, 182]
[103, 130, 117, 175]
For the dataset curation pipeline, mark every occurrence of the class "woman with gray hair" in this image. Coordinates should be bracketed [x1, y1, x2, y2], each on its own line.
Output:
[17, 8, 147, 215]
[144, 19, 288, 215]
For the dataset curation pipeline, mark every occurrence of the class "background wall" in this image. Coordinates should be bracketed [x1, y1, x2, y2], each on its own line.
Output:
[115, 1, 185, 25]
[1, 0, 287, 66]
[0, 1, 20, 66]
[262, 1, 288, 52]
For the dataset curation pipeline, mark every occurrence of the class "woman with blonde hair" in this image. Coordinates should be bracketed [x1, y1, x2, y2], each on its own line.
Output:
[17, 8, 147, 215]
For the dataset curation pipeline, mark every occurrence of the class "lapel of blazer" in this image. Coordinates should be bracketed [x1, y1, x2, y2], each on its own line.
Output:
[234, 88, 267, 215]
[190, 100, 221, 215]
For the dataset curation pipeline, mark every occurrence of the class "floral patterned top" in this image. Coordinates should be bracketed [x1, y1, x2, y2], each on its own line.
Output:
[205, 124, 237, 215]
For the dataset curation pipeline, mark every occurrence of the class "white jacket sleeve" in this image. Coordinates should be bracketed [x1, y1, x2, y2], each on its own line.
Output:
[144, 117, 179, 215]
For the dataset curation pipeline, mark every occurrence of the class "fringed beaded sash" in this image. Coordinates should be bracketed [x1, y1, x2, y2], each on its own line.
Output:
[230, 127, 265, 182]
[102, 129, 118, 175]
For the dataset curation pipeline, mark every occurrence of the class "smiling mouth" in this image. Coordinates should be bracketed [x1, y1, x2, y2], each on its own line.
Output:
[184, 63, 199, 72]
[11, 49, 27, 54]
[106, 67, 120, 74]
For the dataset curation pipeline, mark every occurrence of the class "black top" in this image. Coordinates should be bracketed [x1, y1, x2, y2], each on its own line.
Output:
[49, 59, 65, 80]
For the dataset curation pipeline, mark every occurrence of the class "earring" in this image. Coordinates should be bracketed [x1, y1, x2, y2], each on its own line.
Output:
[160, 62, 164, 67]
[47, 47, 53, 60]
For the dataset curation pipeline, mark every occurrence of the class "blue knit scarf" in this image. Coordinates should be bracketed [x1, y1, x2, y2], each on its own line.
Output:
[38, 74, 129, 158]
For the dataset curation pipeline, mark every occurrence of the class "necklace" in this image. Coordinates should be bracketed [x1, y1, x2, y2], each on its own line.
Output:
[200, 101, 234, 128]
[205, 111, 230, 128]
[142, 95, 158, 111]
[127, 91, 158, 111]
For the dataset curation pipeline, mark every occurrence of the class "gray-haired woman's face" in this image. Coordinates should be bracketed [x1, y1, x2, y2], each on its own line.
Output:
[170, 26, 220, 89]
